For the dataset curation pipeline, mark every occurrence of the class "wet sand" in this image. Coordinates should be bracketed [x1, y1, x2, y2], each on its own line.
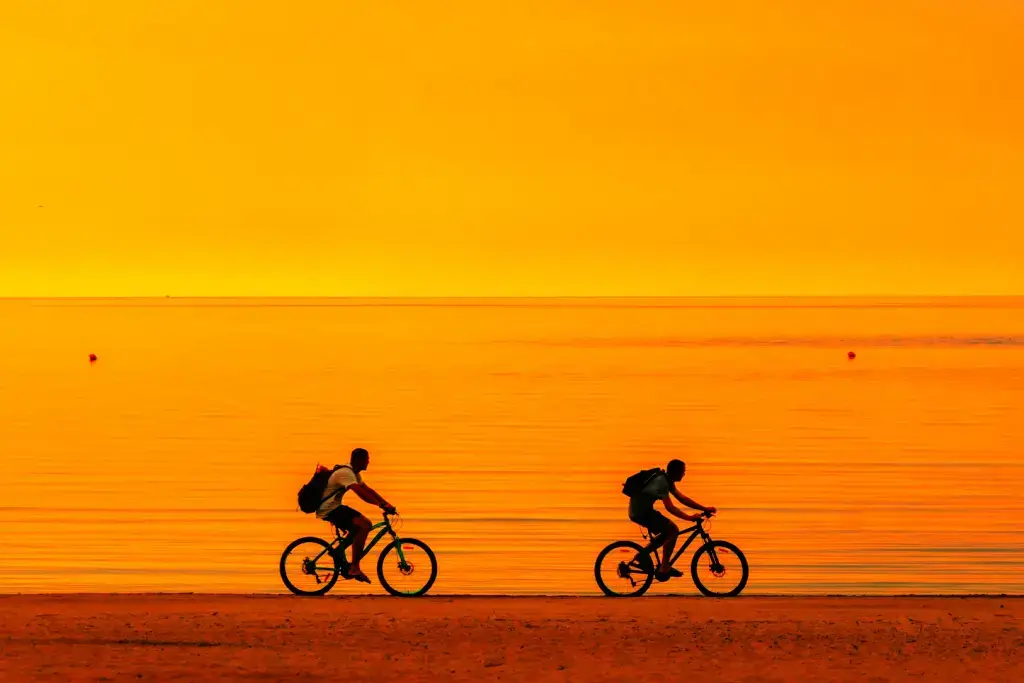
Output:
[1, 595, 1021, 682]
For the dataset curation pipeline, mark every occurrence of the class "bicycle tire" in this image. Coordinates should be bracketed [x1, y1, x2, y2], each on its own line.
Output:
[690, 540, 749, 597]
[594, 540, 655, 597]
[376, 538, 438, 597]
[280, 536, 340, 596]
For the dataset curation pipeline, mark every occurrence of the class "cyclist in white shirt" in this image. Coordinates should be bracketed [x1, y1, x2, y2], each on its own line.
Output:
[316, 448, 396, 583]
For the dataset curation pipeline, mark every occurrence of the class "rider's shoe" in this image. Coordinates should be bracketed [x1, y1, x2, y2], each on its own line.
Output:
[348, 570, 372, 584]
[655, 567, 683, 582]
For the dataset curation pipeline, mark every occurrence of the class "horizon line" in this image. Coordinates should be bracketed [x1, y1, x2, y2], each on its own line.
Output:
[2, 294, 1023, 301]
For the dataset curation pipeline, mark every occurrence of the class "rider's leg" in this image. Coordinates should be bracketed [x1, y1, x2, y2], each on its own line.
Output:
[658, 522, 679, 575]
[347, 514, 372, 576]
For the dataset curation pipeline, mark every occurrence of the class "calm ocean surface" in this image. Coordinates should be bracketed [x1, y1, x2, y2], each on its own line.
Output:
[1, 297, 1022, 594]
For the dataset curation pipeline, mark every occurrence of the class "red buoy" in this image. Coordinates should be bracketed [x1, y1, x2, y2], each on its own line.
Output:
[847, 351, 856, 360]
[89, 353, 98, 362]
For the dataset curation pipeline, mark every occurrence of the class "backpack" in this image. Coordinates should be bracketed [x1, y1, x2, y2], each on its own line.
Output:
[622, 468, 664, 498]
[297, 464, 343, 514]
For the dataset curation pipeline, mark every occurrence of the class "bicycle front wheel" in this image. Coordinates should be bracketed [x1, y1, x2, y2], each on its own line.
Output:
[376, 538, 438, 597]
[690, 540, 749, 597]
[280, 536, 340, 596]
[594, 540, 654, 597]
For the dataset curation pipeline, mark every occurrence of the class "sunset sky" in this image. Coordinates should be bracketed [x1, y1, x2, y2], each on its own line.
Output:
[2, 1, 1021, 297]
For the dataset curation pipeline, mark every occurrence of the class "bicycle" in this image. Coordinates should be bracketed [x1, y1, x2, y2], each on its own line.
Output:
[594, 513, 749, 597]
[279, 512, 438, 597]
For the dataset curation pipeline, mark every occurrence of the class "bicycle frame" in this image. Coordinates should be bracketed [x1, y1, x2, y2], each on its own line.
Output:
[311, 515, 409, 568]
[642, 520, 712, 569]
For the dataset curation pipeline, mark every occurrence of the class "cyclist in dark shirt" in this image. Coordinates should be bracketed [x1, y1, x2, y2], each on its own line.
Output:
[628, 459, 716, 581]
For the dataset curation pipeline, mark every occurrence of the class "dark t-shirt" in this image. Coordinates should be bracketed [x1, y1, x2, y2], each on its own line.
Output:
[628, 471, 671, 519]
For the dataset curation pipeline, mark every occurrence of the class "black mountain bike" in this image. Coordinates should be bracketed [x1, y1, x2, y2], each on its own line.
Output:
[595, 513, 749, 597]
[279, 512, 437, 597]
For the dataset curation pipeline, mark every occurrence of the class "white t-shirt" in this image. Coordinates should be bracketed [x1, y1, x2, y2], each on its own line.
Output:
[316, 466, 362, 519]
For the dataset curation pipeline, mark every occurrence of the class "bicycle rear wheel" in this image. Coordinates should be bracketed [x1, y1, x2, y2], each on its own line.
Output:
[690, 540, 749, 597]
[594, 540, 654, 597]
[376, 538, 438, 597]
[280, 536, 341, 596]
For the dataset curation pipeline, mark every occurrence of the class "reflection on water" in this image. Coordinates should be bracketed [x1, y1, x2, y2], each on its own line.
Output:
[1, 298, 1022, 594]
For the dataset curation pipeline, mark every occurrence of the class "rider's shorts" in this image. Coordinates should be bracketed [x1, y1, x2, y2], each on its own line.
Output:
[630, 507, 672, 535]
[326, 505, 362, 531]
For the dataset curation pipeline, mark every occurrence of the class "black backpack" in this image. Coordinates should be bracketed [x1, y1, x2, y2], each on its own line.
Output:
[297, 464, 343, 514]
[622, 468, 664, 498]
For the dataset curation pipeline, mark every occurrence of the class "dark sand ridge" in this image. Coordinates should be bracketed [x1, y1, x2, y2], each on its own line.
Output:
[1, 595, 1021, 682]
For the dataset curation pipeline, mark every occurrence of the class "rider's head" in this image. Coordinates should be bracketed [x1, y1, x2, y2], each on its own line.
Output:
[351, 447, 370, 472]
[667, 459, 686, 482]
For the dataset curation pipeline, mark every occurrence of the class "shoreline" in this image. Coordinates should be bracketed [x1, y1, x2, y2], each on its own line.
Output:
[3, 592, 1023, 598]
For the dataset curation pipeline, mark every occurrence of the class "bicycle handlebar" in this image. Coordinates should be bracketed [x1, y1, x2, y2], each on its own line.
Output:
[693, 510, 715, 523]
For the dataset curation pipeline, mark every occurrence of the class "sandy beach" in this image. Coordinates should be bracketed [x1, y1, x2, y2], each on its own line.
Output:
[1, 595, 1020, 682]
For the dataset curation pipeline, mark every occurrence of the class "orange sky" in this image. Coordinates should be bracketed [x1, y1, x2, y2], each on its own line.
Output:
[2, 1, 1022, 296]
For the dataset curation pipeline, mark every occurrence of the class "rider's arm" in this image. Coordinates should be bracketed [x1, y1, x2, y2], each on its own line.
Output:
[361, 483, 393, 510]
[670, 486, 715, 514]
[348, 482, 393, 510]
[663, 496, 703, 522]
